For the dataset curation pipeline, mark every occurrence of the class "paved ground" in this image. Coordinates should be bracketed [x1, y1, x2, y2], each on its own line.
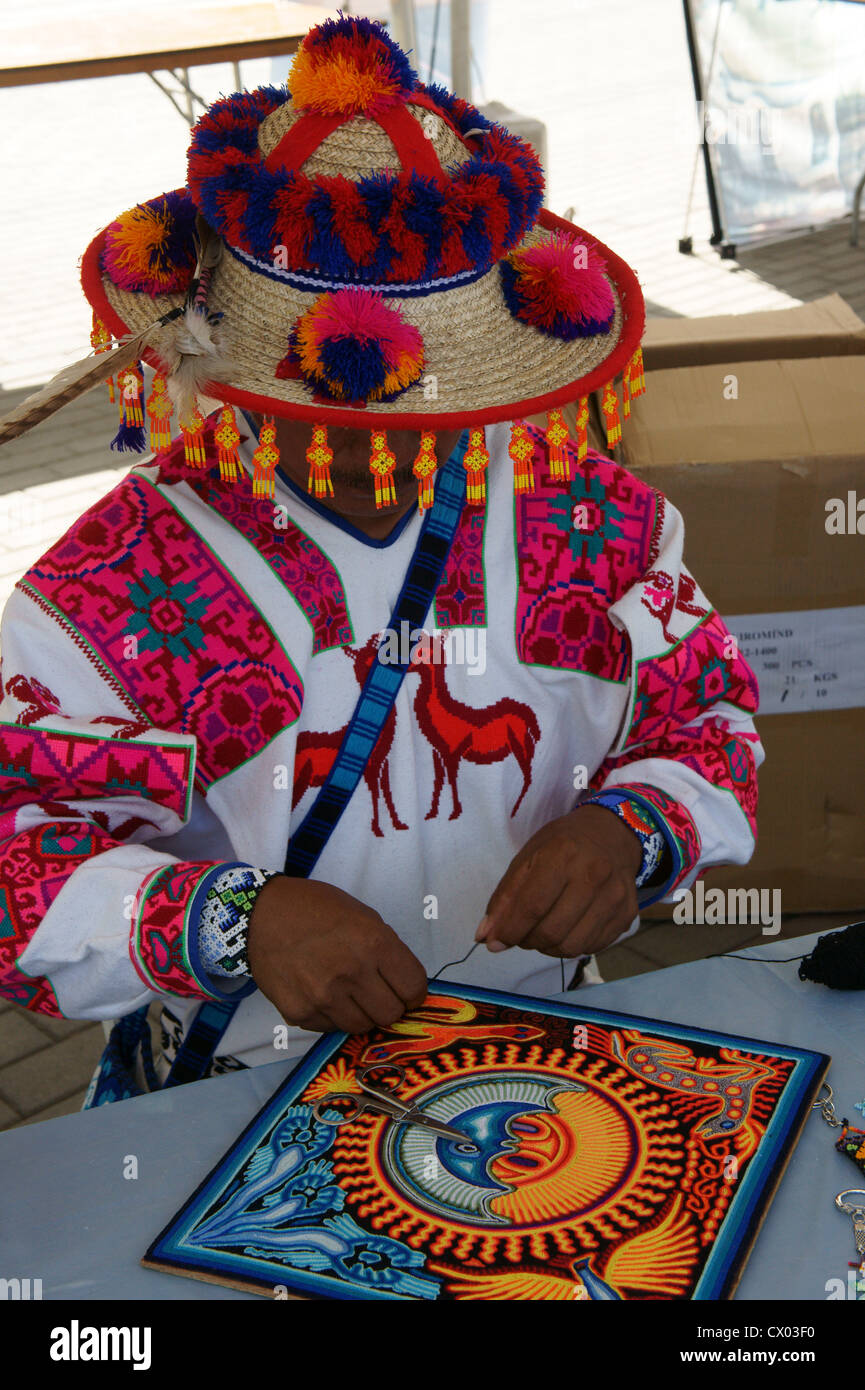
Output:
[1, 0, 863, 1128]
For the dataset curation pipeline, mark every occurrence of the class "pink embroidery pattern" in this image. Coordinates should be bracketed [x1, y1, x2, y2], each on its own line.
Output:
[0, 819, 118, 1017]
[159, 432, 354, 655]
[130, 860, 223, 1000]
[435, 503, 486, 627]
[625, 611, 759, 749]
[20, 474, 304, 789]
[515, 436, 656, 679]
[0, 725, 194, 819]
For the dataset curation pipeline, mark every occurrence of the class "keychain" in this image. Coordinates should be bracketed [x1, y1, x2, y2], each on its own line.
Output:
[814, 1083, 865, 1298]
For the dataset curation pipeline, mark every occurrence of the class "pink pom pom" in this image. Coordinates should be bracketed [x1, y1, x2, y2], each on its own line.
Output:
[501, 232, 615, 339]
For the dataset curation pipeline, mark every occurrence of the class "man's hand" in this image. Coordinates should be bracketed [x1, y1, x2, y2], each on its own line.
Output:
[476, 805, 643, 958]
[247, 877, 428, 1034]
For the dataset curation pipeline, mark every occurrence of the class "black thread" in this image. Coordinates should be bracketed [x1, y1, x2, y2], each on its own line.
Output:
[709, 951, 807, 963]
[430, 940, 481, 981]
[430, 941, 569, 992]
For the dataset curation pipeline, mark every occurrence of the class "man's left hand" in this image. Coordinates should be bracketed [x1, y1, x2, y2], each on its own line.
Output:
[476, 805, 643, 959]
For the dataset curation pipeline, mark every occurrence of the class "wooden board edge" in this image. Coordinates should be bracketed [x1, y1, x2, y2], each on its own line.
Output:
[140, 1256, 306, 1301]
[724, 1056, 831, 1300]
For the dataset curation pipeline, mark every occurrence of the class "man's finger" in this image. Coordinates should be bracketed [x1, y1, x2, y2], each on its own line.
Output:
[330, 995, 378, 1035]
[479, 854, 533, 939]
[518, 879, 591, 955]
[296, 1010, 335, 1034]
[560, 877, 638, 958]
[356, 971, 411, 1028]
[486, 855, 564, 949]
[378, 932, 428, 1008]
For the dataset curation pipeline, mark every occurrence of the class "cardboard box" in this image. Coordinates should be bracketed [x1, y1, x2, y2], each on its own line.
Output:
[601, 298, 865, 914]
[641, 293, 865, 373]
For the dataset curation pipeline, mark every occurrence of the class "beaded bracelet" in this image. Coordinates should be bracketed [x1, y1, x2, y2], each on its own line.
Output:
[577, 791, 670, 890]
[197, 865, 283, 979]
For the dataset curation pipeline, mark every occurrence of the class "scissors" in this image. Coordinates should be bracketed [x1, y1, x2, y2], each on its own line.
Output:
[312, 1064, 476, 1147]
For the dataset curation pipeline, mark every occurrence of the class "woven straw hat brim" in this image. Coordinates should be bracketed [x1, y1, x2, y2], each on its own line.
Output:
[82, 206, 644, 430]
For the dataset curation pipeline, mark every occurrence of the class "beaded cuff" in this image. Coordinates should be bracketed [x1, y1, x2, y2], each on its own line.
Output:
[577, 791, 671, 893]
[197, 865, 283, 979]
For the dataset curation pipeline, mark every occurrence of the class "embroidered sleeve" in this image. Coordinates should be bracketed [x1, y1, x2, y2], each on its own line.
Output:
[592, 489, 763, 903]
[0, 588, 250, 1018]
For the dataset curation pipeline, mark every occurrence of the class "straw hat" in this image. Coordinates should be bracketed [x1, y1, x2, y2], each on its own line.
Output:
[2, 14, 647, 508]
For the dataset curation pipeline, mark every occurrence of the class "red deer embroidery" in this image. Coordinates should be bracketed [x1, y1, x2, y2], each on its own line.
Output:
[291, 635, 407, 837]
[406, 636, 540, 820]
[640, 570, 707, 644]
[7, 674, 61, 726]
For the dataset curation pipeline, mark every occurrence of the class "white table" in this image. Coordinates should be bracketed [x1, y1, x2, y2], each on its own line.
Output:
[1, 933, 860, 1300]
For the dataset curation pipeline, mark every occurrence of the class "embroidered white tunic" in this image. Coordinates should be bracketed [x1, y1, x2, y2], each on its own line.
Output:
[0, 419, 762, 1074]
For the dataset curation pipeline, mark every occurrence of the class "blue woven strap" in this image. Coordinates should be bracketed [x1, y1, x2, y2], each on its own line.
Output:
[283, 430, 469, 877]
[163, 999, 240, 1088]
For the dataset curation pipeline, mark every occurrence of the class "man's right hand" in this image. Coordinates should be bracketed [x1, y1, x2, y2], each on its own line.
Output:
[246, 876, 428, 1035]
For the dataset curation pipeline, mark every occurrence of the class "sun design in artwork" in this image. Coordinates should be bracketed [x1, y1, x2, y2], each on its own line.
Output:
[304, 1059, 361, 1100]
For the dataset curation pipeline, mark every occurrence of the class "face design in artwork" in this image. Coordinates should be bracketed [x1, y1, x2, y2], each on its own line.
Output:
[382, 1072, 634, 1229]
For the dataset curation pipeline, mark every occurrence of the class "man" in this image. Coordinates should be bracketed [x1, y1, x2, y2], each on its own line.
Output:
[0, 15, 760, 1091]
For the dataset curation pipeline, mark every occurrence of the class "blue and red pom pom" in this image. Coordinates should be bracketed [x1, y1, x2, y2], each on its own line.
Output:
[278, 288, 425, 403]
[288, 15, 417, 119]
[101, 191, 197, 296]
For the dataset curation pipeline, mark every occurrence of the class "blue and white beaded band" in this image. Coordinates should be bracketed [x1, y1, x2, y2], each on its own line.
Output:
[197, 866, 282, 979]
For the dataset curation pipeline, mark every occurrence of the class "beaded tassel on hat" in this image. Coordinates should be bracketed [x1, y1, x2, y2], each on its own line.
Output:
[622, 348, 646, 423]
[90, 312, 115, 405]
[111, 362, 146, 453]
[574, 396, 590, 462]
[463, 426, 489, 507]
[214, 403, 242, 483]
[252, 418, 279, 499]
[629, 346, 646, 397]
[370, 429, 398, 509]
[306, 423, 334, 497]
[146, 373, 173, 453]
[545, 408, 572, 482]
[179, 406, 207, 467]
[509, 419, 535, 493]
[601, 382, 622, 449]
[412, 429, 438, 511]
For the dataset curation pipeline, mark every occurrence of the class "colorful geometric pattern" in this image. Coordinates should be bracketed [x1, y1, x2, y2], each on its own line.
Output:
[130, 860, 226, 1001]
[514, 438, 655, 679]
[19, 473, 304, 789]
[624, 611, 760, 750]
[158, 432, 355, 654]
[0, 818, 120, 1017]
[0, 724, 194, 819]
[599, 719, 760, 843]
[434, 501, 486, 627]
[143, 985, 828, 1300]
